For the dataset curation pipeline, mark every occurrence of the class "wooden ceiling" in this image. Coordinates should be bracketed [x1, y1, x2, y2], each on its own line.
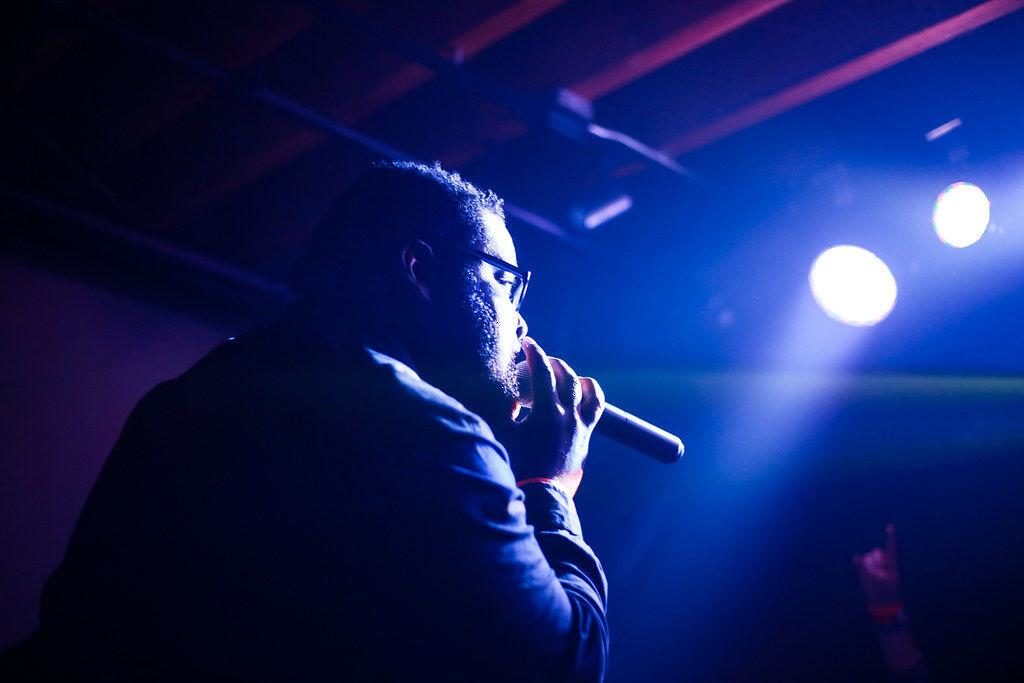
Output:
[5, 0, 1023, 285]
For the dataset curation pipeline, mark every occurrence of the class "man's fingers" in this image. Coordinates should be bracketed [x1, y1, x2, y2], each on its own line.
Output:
[549, 357, 582, 412]
[578, 377, 605, 426]
[522, 337, 557, 412]
[858, 549, 880, 576]
[522, 340, 603, 429]
[884, 523, 898, 560]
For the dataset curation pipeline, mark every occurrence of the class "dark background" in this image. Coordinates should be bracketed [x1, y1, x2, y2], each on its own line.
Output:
[3, 1, 1023, 680]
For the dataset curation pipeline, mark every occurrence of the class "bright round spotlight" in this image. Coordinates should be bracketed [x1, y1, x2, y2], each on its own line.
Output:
[809, 245, 897, 326]
[933, 182, 990, 248]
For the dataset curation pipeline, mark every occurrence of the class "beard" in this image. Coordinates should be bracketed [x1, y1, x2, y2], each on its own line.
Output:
[456, 286, 520, 429]
[421, 282, 520, 431]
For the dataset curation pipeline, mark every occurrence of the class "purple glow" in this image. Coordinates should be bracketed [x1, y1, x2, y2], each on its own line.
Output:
[583, 195, 633, 230]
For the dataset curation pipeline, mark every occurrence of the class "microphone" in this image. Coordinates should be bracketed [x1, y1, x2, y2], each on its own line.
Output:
[516, 361, 684, 464]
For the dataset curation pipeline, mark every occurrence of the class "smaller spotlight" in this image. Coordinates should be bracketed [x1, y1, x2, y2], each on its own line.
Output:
[933, 182, 990, 248]
[573, 194, 633, 230]
[924, 118, 962, 142]
[809, 245, 898, 326]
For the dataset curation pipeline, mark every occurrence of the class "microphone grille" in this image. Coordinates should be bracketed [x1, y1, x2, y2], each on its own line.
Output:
[515, 360, 533, 408]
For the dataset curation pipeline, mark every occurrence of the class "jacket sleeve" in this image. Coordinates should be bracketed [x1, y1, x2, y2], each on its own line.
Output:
[519, 480, 610, 682]
[387, 380, 609, 682]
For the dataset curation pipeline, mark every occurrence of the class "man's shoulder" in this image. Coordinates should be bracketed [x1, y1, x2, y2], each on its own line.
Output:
[362, 348, 515, 488]
[176, 325, 497, 439]
[155, 325, 508, 466]
[363, 347, 499, 446]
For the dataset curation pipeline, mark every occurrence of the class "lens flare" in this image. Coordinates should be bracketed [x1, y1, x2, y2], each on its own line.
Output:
[809, 245, 897, 326]
[933, 182, 990, 248]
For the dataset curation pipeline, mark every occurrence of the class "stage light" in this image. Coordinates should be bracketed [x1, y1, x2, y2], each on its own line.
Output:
[579, 194, 633, 230]
[933, 182, 990, 248]
[924, 117, 962, 142]
[809, 245, 897, 326]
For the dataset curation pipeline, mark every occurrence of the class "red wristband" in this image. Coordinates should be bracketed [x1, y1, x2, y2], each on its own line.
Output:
[867, 602, 904, 625]
[516, 477, 557, 488]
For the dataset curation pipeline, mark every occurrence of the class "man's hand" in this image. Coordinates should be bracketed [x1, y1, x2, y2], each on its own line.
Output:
[852, 523, 901, 606]
[853, 525, 928, 675]
[500, 337, 605, 498]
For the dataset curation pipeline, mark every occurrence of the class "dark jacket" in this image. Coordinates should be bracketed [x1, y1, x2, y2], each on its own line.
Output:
[5, 319, 608, 681]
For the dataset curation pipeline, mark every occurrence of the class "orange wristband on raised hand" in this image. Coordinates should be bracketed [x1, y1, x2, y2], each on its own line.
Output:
[867, 602, 905, 625]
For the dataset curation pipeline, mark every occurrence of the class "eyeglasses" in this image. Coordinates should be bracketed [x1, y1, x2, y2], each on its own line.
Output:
[452, 245, 531, 312]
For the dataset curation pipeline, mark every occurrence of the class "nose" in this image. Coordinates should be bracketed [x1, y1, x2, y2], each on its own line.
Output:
[515, 313, 528, 342]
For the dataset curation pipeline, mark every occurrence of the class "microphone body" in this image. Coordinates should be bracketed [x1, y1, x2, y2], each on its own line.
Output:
[592, 403, 684, 464]
[515, 362, 684, 464]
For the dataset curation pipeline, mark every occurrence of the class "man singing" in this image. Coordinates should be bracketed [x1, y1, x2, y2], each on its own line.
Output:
[5, 162, 608, 681]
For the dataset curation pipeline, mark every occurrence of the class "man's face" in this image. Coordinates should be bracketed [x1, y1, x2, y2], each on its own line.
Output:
[428, 208, 528, 426]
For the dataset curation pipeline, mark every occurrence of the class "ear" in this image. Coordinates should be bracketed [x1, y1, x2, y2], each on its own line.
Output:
[401, 239, 435, 302]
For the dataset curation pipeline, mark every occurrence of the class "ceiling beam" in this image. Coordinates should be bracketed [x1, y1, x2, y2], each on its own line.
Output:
[185, 0, 785, 216]
[121, 7, 315, 146]
[571, 0, 793, 101]
[47, 0, 573, 239]
[0, 184, 293, 303]
[431, 0, 792, 172]
[659, 0, 1024, 156]
[181, 0, 570, 216]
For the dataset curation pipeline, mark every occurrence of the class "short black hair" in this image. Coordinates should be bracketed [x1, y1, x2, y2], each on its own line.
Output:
[290, 161, 504, 300]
